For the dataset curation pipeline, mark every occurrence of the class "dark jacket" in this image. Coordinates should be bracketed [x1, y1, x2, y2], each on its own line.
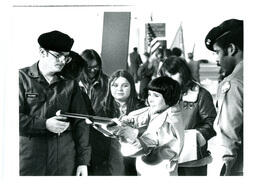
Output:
[178, 84, 216, 170]
[78, 71, 109, 115]
[19, 62, 91, 175]
[89, 99, 145, 176]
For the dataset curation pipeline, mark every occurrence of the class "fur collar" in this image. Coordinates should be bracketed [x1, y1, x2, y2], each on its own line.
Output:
[182, 85, 199, 102]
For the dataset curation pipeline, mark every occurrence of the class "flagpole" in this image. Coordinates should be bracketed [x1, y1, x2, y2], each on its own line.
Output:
[192, 43, 195, 55]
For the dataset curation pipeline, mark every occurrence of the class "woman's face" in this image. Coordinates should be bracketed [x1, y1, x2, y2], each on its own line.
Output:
[86, 59, 100, 79]
[111, 76, 131, 102]
[164, 71, 182, 85]
[148, 90, 168, 113]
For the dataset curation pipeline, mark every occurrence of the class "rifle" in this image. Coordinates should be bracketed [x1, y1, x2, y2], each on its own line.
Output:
[56, 110, 118, 137]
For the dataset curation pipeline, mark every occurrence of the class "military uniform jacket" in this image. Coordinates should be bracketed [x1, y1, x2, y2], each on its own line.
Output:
[214, 62, 243, 174]
[19, 62, 91, 175]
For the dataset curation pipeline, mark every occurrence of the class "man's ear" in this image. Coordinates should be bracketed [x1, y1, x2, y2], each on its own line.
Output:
[227, 43, 238, 56]
[39, 47, 47, 57]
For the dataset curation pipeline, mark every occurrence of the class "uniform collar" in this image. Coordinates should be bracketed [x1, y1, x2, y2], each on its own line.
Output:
[231, 61, 243, 76]
[223, 61, 243, 82]
[28, 62, 40, 78]
[28, 62, 65, 84]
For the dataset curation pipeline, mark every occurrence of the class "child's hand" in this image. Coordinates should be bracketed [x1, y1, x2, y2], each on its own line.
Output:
[118, 126, 139, 144]
[119, 116, 135, 127]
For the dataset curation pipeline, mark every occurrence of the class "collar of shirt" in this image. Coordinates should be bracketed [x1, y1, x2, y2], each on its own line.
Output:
[28, 62, 64, 84]
[80, 70, 104, 88]
[114, 101, 128, 117]
[222, 61, 243, 83]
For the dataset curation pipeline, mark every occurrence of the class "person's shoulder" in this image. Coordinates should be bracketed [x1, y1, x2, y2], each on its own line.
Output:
[223, 70, 243, 90]
[129, 106, 149, 116]
[230, 73, 243, 87]
[165, 104, 183, 122]
[100, 72, 109, 80]
[198, 84, 212, 96]
[19, 65, 30, 73]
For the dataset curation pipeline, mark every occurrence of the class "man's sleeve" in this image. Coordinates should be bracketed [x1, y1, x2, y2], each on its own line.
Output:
[19, 72, 47, 136]
[70, 81, 91, 166]
[197, 89, 217, 140]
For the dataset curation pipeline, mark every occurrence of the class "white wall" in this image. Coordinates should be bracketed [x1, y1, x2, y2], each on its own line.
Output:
[128, 2, 247, 62]
[11, 7, 104, 68]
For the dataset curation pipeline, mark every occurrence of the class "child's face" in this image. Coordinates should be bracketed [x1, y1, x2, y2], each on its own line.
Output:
[111, 76, 131, 102]
[148, 90, 168, 113]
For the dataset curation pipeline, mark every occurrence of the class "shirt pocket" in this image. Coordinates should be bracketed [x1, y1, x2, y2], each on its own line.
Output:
[25, 92, 46, 104]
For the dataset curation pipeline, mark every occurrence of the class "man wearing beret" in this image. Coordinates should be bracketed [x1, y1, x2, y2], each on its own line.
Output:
[19, 30, 91, 175]
[205, 19, 243, 176]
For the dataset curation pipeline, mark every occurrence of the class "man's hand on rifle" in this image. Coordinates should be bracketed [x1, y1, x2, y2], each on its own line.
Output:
[46, 116, 70, 135]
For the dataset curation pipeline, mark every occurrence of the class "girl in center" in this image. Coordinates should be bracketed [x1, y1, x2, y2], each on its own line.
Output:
[95, 69, 145, 175]
[116, 76, 184, 175]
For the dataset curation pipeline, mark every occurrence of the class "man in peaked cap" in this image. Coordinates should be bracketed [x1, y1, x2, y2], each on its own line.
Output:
[19, 30, 91, 175]
[205, 19, 243, 176]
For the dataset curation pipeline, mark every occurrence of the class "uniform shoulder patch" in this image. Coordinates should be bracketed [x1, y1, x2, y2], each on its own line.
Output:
[221, 81, 231, 93]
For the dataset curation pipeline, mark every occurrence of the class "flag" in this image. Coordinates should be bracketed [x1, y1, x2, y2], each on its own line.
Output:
[146, 23, 161, 54]
[170, 24, 185, 57]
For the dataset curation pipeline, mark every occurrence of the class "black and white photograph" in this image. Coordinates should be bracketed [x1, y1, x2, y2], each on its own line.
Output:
[0, 0, 255, 187]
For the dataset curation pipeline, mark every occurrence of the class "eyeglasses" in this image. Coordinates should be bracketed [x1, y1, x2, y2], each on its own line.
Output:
[48, 51, 72, 64]
[87, 65, 100, 71]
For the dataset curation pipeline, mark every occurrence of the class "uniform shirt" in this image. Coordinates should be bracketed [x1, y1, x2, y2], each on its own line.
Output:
[214, 61, 243, 175]
[19, 62, 91, 175]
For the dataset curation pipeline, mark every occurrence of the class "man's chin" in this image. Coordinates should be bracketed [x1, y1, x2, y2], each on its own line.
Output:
[88, 73, 97, 79]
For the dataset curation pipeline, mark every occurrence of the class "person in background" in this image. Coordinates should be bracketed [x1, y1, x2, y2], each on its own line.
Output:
[61, 50, 95, 115]
[151, 47, 164, 79]
[137, 52, 154, 101]
[77, 49, 109, 175]
[187, 52, 200, 83]
[19, 30, 91, 176]
[164, 48, 172, 60]
[128, 47, 142, 83]
[171, 47, 182, 57]
[205, 19, 243, 176]
[116, 76, 184, 176]
[78, 49, 108, 115]
[97, 70, 145, 175]
[160, 56, 216, 176]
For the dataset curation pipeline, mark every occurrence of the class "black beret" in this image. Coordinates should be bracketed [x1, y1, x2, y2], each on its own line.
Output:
[205, 19, 243, 51]
[38, 30, 74, 52]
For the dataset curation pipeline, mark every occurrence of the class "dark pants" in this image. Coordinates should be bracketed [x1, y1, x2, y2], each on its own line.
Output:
[178, 165, 207, 176]
[20, 133, 76, 176]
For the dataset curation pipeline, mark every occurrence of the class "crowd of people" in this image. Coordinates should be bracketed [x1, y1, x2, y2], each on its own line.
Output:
[19, 18, 243, 176]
